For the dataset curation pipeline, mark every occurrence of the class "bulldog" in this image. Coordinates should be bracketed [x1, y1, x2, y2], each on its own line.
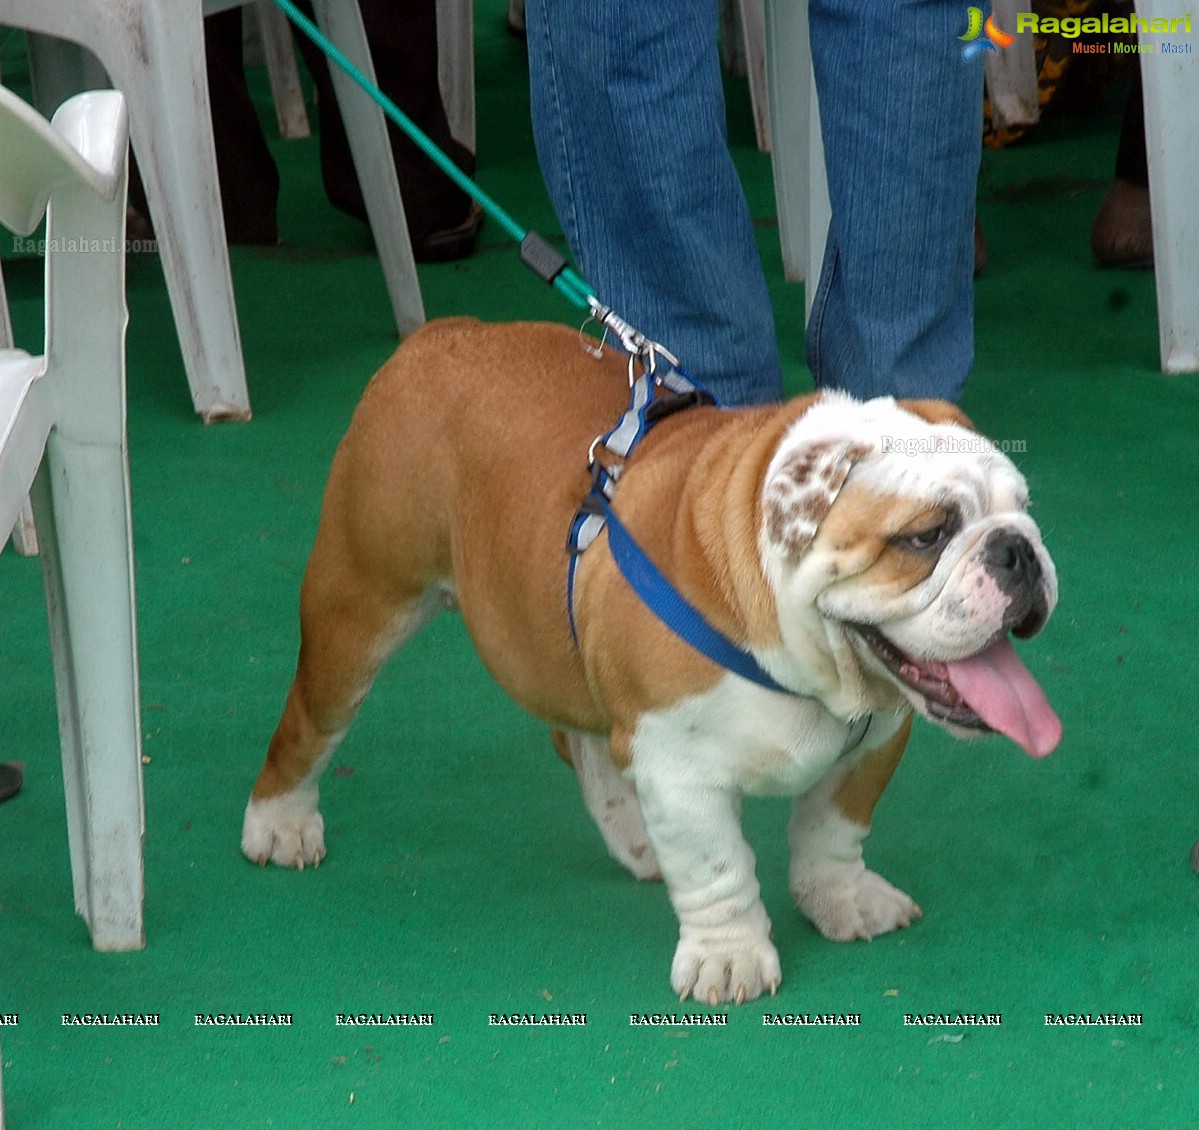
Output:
[242, 318, 1061, 1004]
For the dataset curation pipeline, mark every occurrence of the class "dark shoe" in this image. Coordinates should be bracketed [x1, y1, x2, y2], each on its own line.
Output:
[1091, 178, 1153, 268]
[412, 201, 483, 263]
[0, 763, 23, 802]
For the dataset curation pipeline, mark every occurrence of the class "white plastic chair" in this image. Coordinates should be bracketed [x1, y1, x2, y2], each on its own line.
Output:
[1138, 0, 1198, 372]
[0, 86, 146, 952]
[0, 0, 427, 421]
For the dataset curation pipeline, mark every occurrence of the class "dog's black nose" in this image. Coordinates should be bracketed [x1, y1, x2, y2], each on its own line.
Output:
[984, 530, 1042, 590]
[984, 530, 1048, 638]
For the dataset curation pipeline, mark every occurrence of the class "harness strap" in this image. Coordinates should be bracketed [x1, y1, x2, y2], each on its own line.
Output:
[600, 496, 790, 694]
[591, 495, 873, 757]
[566, 359, 712, 635]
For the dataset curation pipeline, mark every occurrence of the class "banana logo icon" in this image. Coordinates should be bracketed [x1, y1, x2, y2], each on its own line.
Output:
[959, 6, 985, 41]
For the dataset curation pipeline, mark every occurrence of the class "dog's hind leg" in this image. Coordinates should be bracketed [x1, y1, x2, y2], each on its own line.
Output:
[241, 551, 447, 869]
[553, 730, 661, 881]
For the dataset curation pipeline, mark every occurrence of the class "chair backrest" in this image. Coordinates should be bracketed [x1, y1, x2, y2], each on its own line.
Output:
[0, 85, 129, 541]
[0, 85, 125, 237]
[1, 85, 128, 403]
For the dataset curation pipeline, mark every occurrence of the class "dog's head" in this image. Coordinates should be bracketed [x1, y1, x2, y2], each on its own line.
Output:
[759, 392, 1060, 757]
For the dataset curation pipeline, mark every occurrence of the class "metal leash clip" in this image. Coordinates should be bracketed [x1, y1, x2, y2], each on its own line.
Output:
[586, 298, 680, 386]
[576, 297, 697, 480]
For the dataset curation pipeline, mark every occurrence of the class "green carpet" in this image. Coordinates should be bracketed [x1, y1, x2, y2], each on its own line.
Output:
[3, 7, 1199, 1127]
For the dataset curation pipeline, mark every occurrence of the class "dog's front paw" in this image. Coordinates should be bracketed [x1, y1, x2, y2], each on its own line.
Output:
[670, 932, 782, 1005]
[241, 794, 326, 869]
[795, 867, 922, 942]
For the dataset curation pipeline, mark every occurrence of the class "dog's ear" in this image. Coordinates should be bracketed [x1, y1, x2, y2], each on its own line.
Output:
[763, 438, 872, 559]
[898, 398, 977, 433]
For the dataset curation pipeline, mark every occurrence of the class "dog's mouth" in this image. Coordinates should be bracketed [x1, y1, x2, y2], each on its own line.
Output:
[852, 625, 1061, 758]
[854, 626, 984, 726]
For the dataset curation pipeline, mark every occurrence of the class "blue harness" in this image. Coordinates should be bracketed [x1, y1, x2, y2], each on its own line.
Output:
[564, 315, 872, 756]
[565, 339, 792, 695]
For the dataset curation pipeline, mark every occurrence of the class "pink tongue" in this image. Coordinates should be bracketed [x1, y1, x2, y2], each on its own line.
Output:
[944, 638, 1061, 758]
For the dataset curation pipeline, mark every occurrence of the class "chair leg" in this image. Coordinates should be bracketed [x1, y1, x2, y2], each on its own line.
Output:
[984, 0, 1039, 132]
[1138, 2, 1199, 373]
[8, 501, 38, 556]
[0, 256, 10, 351]
[765, 0, 828, 325]
[736, 0, 771, 152]
[312, 0, 426, 337]
[436, 0, 475, 152]
[30, 440, 145, 953]
[115, 3, 252, 419]
[256, 0, 311, 140]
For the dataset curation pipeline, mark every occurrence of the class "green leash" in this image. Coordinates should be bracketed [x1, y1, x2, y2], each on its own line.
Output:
[270, 0, 596, 314]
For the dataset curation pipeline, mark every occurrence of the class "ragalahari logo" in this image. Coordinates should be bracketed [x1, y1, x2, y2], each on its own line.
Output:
[959, 6, 1015, 60]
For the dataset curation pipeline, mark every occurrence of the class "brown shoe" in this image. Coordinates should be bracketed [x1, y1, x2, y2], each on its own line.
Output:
[1091, 178, 1153, 269]
[413, 201, 484, 263]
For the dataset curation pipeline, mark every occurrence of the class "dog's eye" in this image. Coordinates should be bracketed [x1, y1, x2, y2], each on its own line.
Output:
[901, 525, 949, 552]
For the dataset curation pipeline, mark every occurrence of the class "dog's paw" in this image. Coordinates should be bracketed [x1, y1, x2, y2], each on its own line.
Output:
[241, 794, 326, 869]
[795, 867, 922, 942]
[670, 933, 782, 1005]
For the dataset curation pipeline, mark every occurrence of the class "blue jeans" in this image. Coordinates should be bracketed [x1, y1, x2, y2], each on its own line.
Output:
[526, 0, 983, 406]
[806, 0, 983, 401]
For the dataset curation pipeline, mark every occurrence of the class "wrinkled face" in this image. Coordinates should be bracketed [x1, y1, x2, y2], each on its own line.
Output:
[760, 393, 1060, 758]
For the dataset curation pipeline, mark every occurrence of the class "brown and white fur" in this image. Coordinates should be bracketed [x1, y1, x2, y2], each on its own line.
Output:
[242, 319, 1057, 1005]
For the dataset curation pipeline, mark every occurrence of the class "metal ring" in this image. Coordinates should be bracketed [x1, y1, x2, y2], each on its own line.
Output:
[578, 314, 607, 359]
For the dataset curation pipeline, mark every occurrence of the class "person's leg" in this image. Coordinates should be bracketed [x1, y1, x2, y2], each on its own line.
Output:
[526, 0, 783, 405]
[295, 0, 480, 259]
[1091, 70, 1152, 268]
[807, 0, 983, 402]
[205, 6, 281, 245]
